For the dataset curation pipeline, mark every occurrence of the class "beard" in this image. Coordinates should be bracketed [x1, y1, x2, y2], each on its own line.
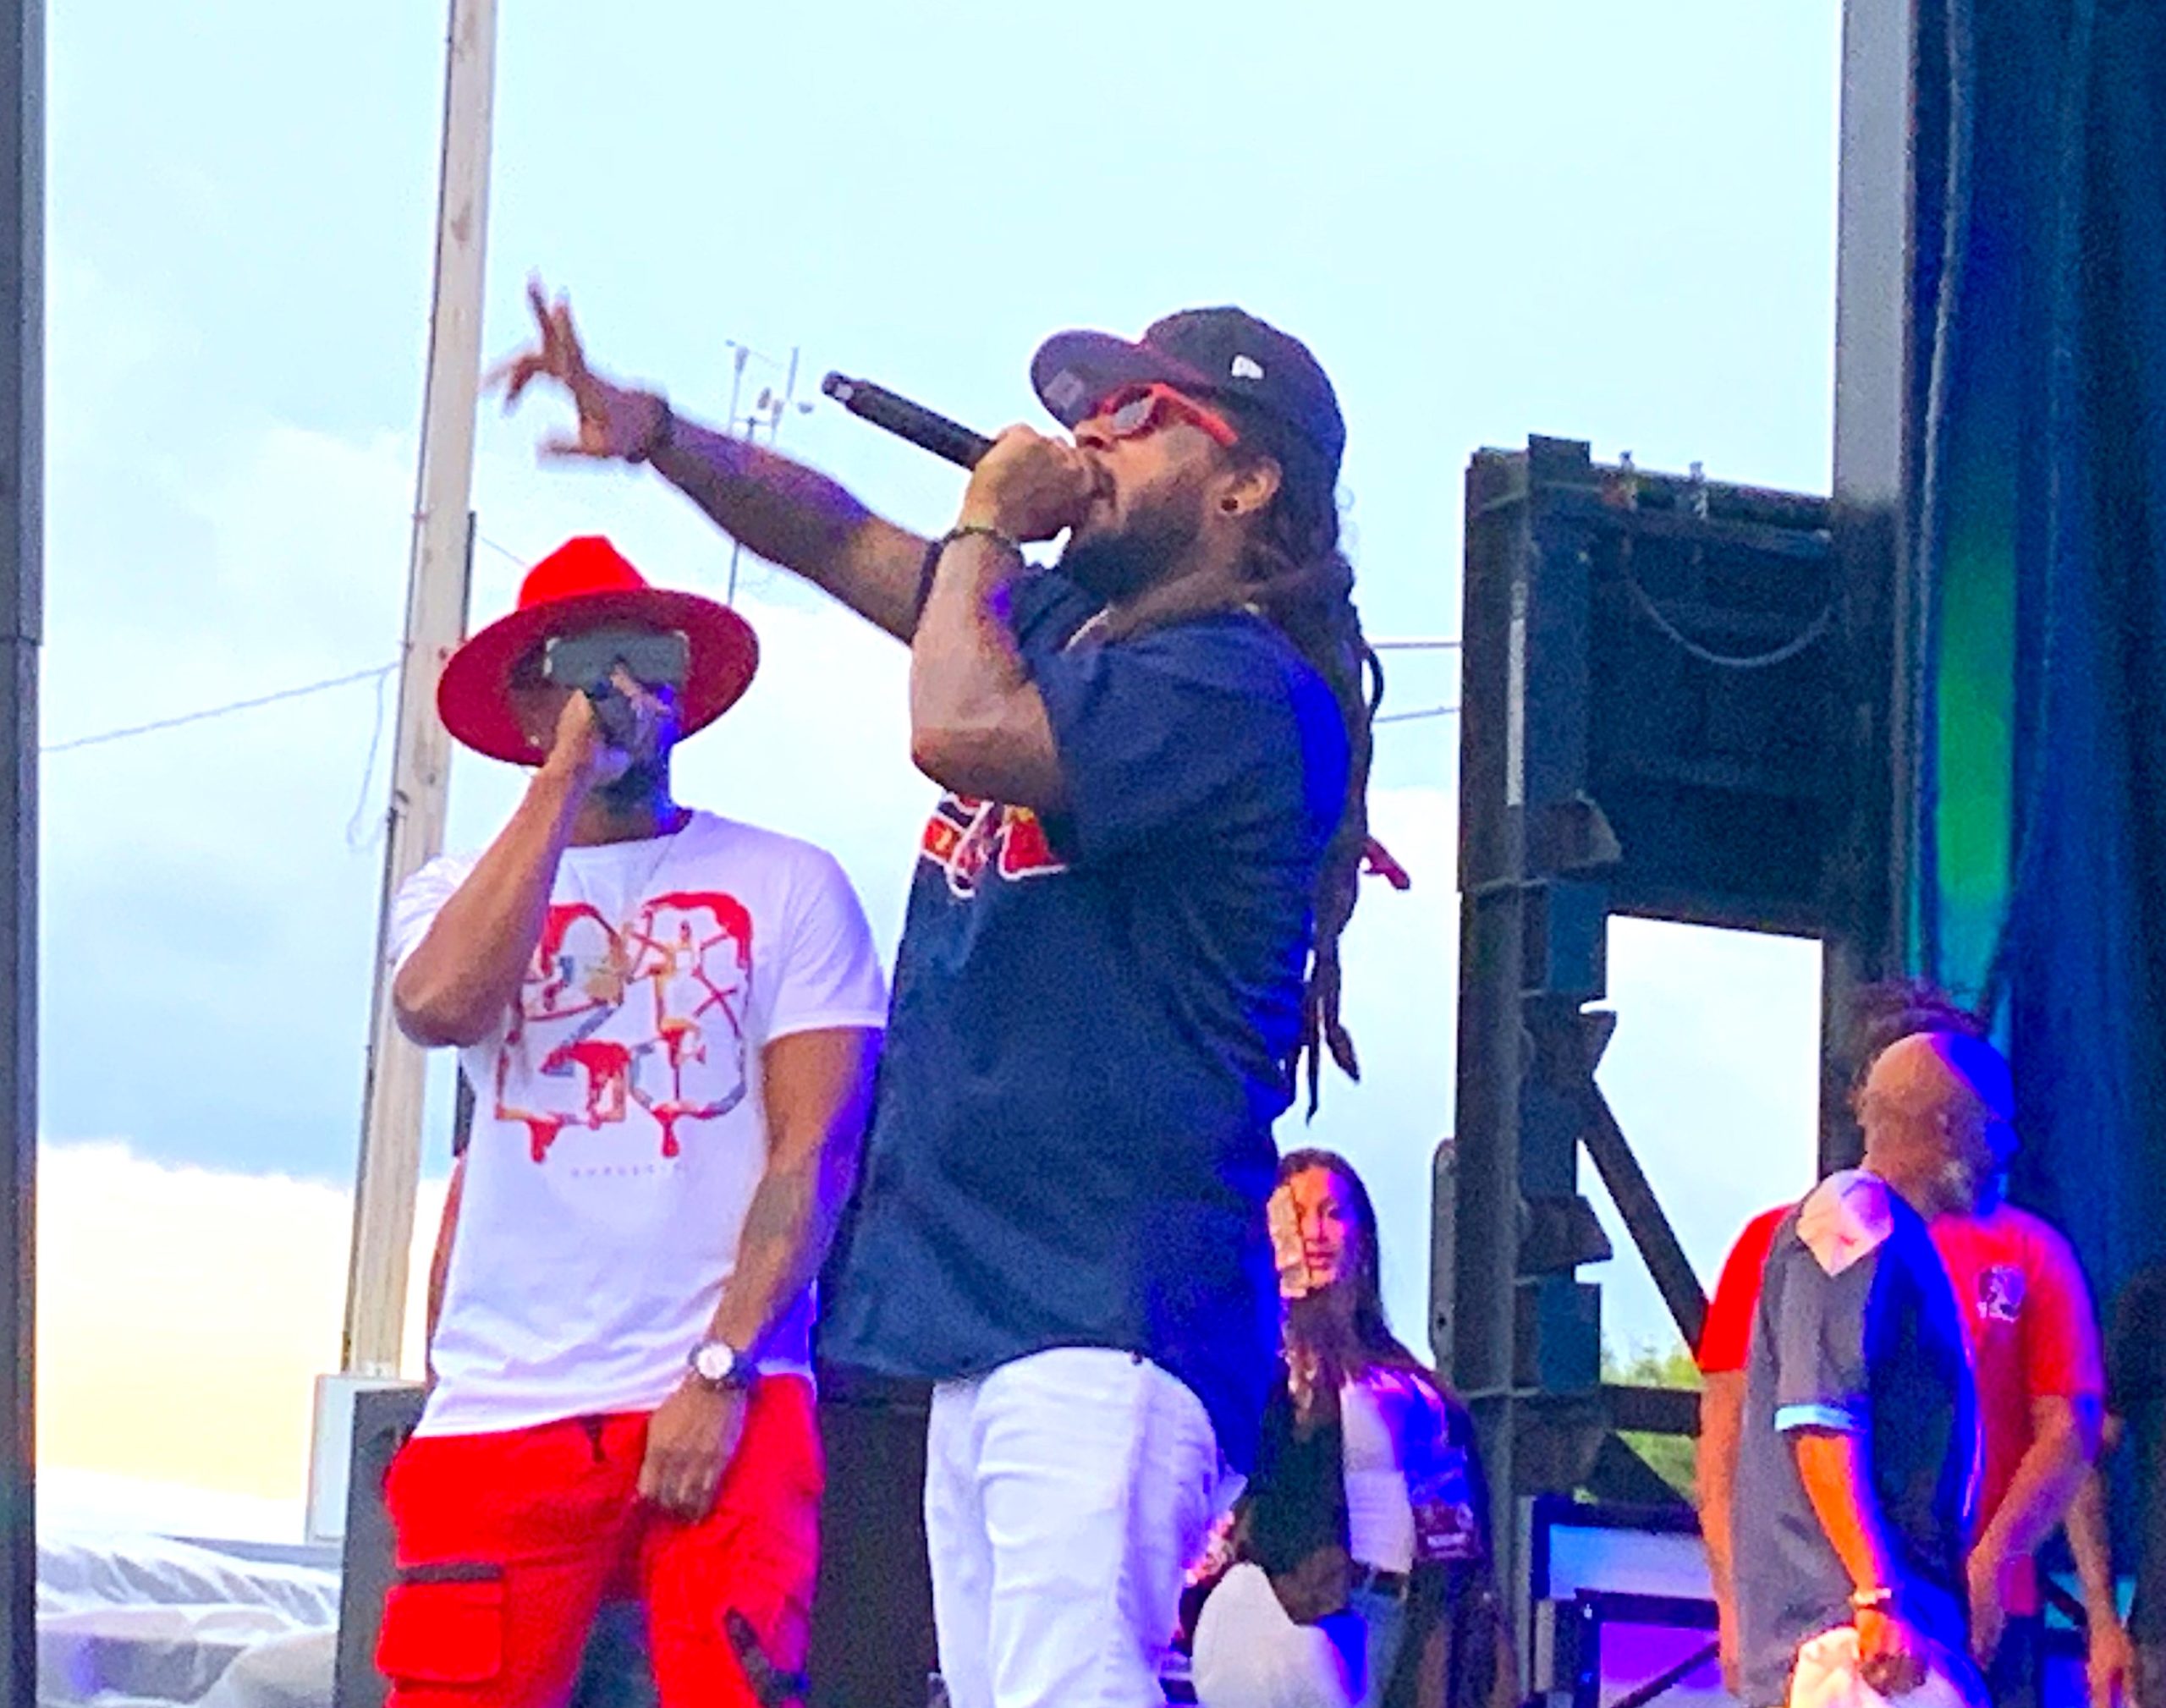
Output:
[1057, 480, 1206, 604]
[595, 755, 671, 819]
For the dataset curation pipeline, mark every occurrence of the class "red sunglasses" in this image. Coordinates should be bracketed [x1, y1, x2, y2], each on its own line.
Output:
[1087, 382, 1241, 448]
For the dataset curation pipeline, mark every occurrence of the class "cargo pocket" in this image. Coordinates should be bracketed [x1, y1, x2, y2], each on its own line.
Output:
[377, 1562, 507, 1688]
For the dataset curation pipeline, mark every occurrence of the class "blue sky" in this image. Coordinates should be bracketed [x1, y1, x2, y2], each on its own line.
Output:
[41, 1, 1839, 1372]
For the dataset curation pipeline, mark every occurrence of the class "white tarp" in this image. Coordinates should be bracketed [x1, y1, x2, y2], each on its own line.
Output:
[38, 1532, 338, 1708]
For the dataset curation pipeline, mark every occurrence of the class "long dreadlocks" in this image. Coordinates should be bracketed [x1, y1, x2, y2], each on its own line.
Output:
[1091, 412, 1381, 1116]
[1237, 437, 1382, 1117]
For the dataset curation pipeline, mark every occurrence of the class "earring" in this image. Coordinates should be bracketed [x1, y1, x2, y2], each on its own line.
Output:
[1220, 497, 1242, 514]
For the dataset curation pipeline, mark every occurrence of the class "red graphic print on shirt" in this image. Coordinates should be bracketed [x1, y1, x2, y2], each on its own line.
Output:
[497, 890, 754, 1162]
[919, 795, 1069, 897]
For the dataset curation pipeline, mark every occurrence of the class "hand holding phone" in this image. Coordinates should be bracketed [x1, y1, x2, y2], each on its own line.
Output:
[542, 627, 689, 774]
[544, 627, 689, 697]
[581, 678, 645, 753]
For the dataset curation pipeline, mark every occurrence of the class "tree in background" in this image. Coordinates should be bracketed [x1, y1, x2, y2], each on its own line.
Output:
[1603, 1340, 1701, 1499]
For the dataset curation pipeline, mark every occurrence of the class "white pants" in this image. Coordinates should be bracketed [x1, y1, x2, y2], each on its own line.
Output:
[926, 1347, 1223, 1708]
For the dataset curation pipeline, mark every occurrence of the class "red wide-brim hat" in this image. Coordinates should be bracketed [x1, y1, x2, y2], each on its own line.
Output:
[437, 535, 759, 765]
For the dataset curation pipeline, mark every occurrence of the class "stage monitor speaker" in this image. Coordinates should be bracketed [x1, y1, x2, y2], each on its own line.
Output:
[333, 1383, 426, 1708]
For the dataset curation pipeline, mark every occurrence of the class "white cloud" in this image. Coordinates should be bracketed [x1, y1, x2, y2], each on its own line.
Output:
[37, 1141, 446, 1522]
[46, 249, 177, 465]
[40, 1468, 305, 1546]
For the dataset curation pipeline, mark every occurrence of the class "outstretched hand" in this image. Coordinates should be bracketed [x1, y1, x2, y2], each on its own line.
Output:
[490, 276, 668, 463]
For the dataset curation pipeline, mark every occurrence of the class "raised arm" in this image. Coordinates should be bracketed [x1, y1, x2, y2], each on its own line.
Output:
[393, 691, 611, 1046]
[906, 426, 1098, 805]
[498, 280, 931, 640]
[648, 416, 930, 641]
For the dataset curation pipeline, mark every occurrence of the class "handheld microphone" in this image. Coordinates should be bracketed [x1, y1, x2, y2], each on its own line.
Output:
[821, 373, 993, 470]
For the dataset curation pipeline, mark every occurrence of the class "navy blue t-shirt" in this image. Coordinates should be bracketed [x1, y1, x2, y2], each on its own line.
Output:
[819, 568, 1350, 1472]
[1732, 1171, 1981, 1708]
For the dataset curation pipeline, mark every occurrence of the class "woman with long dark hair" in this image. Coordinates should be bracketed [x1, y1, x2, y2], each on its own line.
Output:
[1190, 1151, 1510, 1708]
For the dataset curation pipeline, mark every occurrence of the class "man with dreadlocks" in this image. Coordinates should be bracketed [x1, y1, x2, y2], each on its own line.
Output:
[501, 283, 1378, 1708]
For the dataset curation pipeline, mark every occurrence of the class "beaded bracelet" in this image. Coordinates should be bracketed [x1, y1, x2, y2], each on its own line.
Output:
[913, 524, 1024, 627]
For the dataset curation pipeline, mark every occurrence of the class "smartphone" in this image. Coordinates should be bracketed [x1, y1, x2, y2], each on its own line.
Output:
[542, 627, 690, 693]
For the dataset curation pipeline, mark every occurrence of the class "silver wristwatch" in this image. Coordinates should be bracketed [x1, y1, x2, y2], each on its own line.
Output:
[688, 1337, 757, 1392]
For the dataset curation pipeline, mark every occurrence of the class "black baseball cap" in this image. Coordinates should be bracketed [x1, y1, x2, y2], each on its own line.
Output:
[1031, 306, 1345, 486]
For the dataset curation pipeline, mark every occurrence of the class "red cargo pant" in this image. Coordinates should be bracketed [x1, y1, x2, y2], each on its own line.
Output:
[376, 1376, 820, 1708]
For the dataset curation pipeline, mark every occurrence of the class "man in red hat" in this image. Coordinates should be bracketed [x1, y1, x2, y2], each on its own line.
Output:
[375, 535, 889, 1708]
[497, 283, 1378, 1708]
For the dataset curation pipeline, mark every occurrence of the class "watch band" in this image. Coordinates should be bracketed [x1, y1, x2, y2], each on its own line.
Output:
[688, 1337, 756, 1392]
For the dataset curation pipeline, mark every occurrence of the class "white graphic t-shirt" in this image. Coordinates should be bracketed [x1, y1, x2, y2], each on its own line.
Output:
[391, 810, 889, 1438]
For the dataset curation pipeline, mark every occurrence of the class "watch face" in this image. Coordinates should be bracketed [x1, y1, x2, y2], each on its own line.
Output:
[694, 1343, 739, 1384]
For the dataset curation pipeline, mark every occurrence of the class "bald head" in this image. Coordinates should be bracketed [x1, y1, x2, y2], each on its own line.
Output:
[1855, 1030, 2015, 1214]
